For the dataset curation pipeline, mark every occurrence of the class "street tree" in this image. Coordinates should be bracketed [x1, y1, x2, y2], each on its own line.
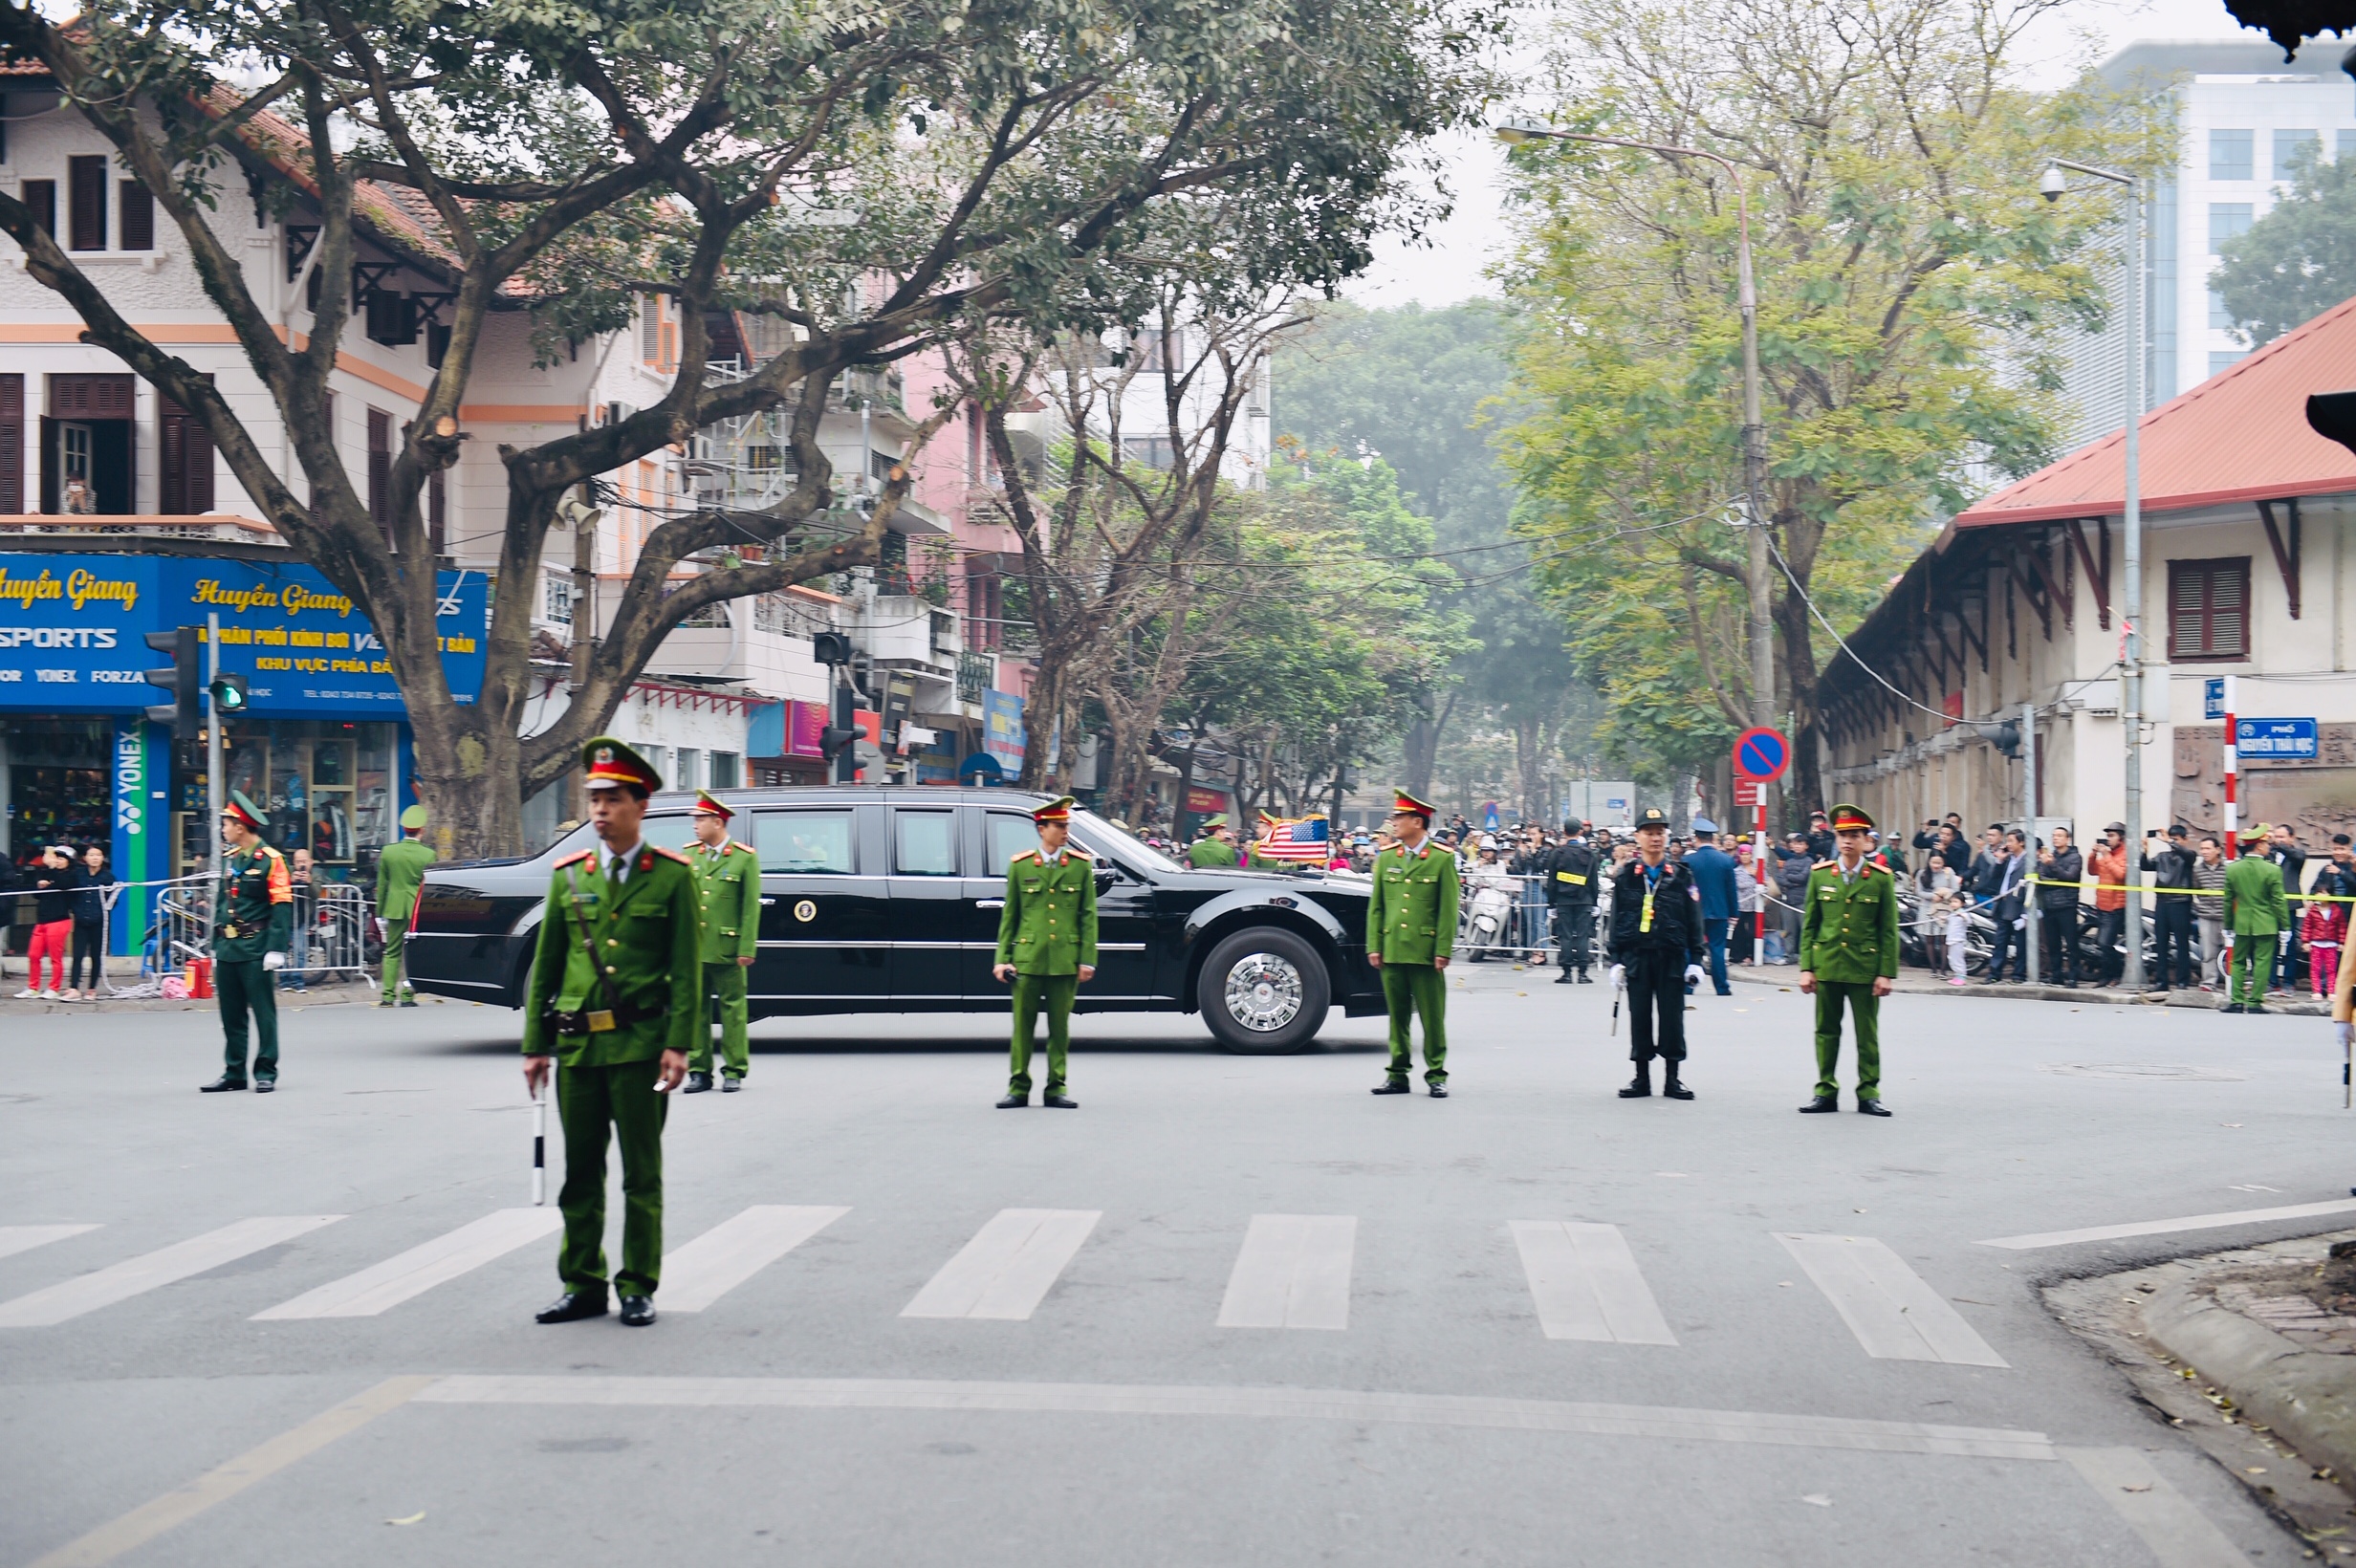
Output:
[2214, 143, 2356, 347]
[0, 0, 1493, 854]
[1495, 0, 2158, 814]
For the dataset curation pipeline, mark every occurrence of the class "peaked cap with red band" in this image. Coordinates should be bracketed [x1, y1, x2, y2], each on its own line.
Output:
[1390, 788, 1437, 820]
[1828, 802, 1875, 833]
[221, 790, 267, 831]
[580, 735, 662, 795]
[692, 790, 733, 820]
[1032, 795, 1076, 823]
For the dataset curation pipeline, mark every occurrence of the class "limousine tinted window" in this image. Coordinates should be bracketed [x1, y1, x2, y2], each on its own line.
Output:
[755, 809, 856, 873]
[895, 811, 957, 876]
[984, 812, 1040, 873]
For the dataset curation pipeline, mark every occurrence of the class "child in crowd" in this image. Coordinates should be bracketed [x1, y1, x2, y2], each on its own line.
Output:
[2304, 895, 2345, 1000]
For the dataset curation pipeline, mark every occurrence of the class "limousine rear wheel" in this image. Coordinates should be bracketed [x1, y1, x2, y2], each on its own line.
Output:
[1198, 927, 1330, 1055]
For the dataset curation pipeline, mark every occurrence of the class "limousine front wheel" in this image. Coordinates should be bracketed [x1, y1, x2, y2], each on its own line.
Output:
[1199, 927, 1330, 1055]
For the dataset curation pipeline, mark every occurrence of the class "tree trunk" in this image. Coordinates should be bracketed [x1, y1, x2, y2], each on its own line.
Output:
[1515, 716, 1543, 822]
[1776, 583, 1825, 828]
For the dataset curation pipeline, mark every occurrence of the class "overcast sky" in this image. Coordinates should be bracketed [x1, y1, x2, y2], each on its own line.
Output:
[1345, 0, 2323, 308]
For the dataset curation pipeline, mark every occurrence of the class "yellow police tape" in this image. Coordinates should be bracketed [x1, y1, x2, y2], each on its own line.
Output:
[2022, 873, 2355, 903]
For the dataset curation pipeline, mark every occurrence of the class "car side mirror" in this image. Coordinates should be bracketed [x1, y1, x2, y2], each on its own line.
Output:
[1095, 867, 1118, 892]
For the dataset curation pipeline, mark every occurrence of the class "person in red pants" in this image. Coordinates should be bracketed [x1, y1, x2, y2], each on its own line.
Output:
[16, 847, 78, 999]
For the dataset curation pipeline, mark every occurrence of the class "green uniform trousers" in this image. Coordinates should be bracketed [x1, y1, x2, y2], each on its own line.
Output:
[555, 1058, 668, 1296]
[215, 958, 279, 1083]
[2230, 942, 2273, 1007]
[1812, 980, 1881, 1099]
[1009, 972, 1077, 1094]
[1381, 962, 1449, 1084]
[379, 926, 411, 1002]
[690, 961, 751, 1078]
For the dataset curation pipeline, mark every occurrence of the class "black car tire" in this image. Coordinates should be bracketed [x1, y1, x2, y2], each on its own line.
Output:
[1197, 926, 1331, 1055]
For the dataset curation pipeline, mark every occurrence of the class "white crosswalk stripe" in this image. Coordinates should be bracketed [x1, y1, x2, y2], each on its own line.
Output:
[1217, 1215, 1356, 1330]
[902, 1209, 1101, 1320]
[1776, 1232, 2008, 1367]
[1510, 1221, 1678, 1344]
[0, 1224, 101, 1262]
[251, 1209, 563, 1319]
[662, 1206, 849, 1313]
[0, 1216, 344, 1328]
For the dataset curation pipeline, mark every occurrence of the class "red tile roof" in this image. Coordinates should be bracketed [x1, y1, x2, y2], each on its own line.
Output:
[1954, 292, 2356, 528]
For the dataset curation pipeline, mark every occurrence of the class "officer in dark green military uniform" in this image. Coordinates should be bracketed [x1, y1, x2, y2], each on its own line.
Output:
[686, 790, 760, 1092]
[1189, 817, 1238, 869]
[993, 795, 1097, 1108]
[375, 804, 436, 1007]
[1798, 802, 1901, 1116]
[1367, 788, 1460, 1098]
[201, 791, 294, 1094]
[522, 738, 701, 1327]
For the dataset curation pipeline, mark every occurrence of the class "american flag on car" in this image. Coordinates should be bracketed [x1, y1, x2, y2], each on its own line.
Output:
[1254, 813, 1331, 862]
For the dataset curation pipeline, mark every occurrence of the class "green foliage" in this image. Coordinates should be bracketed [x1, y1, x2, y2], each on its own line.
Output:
[2214, 144, 2356, 347]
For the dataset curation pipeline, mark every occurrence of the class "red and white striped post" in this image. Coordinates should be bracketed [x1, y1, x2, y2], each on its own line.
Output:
[2222, 675, 2239, 858]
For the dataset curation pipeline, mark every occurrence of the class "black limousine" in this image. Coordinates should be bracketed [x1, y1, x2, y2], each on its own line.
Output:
[404, 786, 1386, 1053]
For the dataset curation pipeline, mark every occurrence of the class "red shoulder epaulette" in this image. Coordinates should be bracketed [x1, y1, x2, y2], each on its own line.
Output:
[731, 840, 756, 856]
[554, 849, 596, 869]
[1068, 847, 1095, 860]
[653, 845, 692, 863]
[1012, 849, 1040, 863]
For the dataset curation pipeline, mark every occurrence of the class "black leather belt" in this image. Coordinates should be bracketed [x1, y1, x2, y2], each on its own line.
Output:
[543, 1000, 664, 1036]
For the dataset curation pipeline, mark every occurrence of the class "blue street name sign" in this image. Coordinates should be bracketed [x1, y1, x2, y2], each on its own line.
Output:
[2204, 678, 2225, 720]
[2236, 718, 2317, 759]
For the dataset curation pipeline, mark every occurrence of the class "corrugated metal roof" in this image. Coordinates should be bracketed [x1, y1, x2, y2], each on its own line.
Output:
[1954, 292, 2356, 529]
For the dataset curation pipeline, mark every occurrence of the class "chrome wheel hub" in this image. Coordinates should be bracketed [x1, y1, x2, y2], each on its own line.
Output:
[1224, 953, 1303, 1033]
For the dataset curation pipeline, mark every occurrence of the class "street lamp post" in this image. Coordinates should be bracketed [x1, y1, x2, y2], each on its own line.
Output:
[1495, 120, 1774, 745]
[2040, 159, 2147, 991]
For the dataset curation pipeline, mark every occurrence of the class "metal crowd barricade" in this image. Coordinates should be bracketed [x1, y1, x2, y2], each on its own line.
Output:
[1457, 872, 1568, 962]
[293, 883, 377, 983]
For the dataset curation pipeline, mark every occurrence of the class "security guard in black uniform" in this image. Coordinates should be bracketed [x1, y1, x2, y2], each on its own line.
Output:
[1547, 820, 1601, 984]
[1604, 806, 1707, 1100]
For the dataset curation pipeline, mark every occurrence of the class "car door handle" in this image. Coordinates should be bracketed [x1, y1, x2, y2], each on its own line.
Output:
[760, 898, 776, 905]
[975, 899, 1005, 909]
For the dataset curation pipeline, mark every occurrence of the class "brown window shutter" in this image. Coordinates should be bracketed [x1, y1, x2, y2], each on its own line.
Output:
[119, 180, 154, 250]
[0, 374, 21, 514]
[68, 156, 107, 250]
[367, 406, 392, 538]
[21, 181, 55, 237]
[50, 374, 135, 419]
[160, 394, 214, 514]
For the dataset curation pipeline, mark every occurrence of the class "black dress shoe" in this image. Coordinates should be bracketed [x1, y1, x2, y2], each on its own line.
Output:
[996, 1092, 1029, 1108]
[1618, 1073, 1651, 1099]
[199, 1076, 248, 1093]
[399, 996, 418, 1008]
[618, 1296, 656, 1327]
[2248, 1004, 2269, 1014]
[721, 1076, 742, 1093]
[1555, 972, 1578, 984]
[683, 1071, 713, 1094]
[1043, 1092, 1079, 1108]
[1663, 1077, 1693, 1100]
[1428, 1083, 1449, 1099]
[254, 1079, 275, 1094]
[1856, 1098, 1892, 1117]
[1798, 1095, 1840, 1113]
[534, 1290, 608, 1324]
[2221, 1003, 2245, 1013]
[1370, 1079, 1412, 1096]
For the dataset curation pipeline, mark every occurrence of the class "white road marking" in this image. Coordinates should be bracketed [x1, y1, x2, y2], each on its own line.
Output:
[1978, 1197, 2356, 1251]
[1216, 1215, 1356, 1331]
[661, 1206, 849, 1313]
[251, 1209, 562, 1319]
[1510, 1221, 1677, 1344]
[901, 1209, 1101, 1320]
[416, 1374, 2055, 1460]
[1776, 1233, 2007, 1366]
[0, 1216, 343, 1328]
[2061, 1447, 2255, 1568]
[0, 1224, 100, 1261]
[22, 1377, 436, 1568]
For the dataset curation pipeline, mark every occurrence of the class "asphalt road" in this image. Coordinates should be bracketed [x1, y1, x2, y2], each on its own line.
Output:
[4, 965, 2351, 1567]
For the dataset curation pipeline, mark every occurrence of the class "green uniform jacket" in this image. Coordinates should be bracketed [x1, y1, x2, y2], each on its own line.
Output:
[375, 837, 437, 922]
[994, 848, 1099, 974]
[214, 842, 294, 960]
[1798, 860, 1902, 983]
[691, 838, 762, 964]
[2224, 854, 2288, 936]
[1188, 838, 1238, 869]
[521, 844, 703, 1066]
[1365, 841, 1460, 965]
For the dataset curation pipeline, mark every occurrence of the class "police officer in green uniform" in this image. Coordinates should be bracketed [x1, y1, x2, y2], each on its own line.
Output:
[201, 791, 294, 1094]
[2223, 822, 2289, 1013]
[522, 738, 701, 1327]
[1798, 802, 1901, 1116]
[375, 804, 436, 1007]
[685, 790, 760, 1092]
[993, 795, 1097, 1108]
[1189, 817, 1239, 869]
[1367, 788, 1459, 1098]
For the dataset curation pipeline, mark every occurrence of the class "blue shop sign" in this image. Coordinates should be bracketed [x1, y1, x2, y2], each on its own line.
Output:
[0, 555, 485, 714]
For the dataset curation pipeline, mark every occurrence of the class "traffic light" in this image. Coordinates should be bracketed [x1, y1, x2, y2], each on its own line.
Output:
[142, 626, 200, 739]
[208, 673, 251, 714]
[812, 631, 852, 666]
[819, 724, 860, 762]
